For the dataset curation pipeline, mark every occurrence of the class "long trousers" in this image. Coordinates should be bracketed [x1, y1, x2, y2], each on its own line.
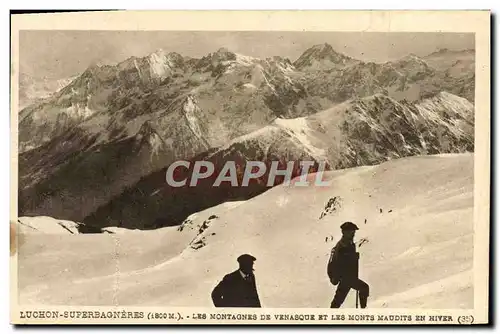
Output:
[330, 278, 369, 308]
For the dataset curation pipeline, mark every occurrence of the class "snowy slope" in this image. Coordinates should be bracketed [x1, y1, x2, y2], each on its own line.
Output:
[18, 153, 473, 308]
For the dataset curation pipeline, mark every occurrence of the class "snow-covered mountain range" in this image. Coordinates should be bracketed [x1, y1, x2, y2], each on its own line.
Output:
[17, 44, 475, 231]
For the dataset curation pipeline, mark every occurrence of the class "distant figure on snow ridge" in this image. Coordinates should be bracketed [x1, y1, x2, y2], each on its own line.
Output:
[327, 222, 370, 308]
[211, 254, 261, 308]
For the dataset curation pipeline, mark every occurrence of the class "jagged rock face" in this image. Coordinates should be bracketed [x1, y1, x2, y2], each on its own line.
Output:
[18, 44, 475, 230]
[309, 92, 474, 169]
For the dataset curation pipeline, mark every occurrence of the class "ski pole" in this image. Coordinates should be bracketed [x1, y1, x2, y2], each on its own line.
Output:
[356, 238, 363, 309]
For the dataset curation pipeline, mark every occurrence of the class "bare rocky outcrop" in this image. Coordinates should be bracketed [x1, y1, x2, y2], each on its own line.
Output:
[319, 197, 343, 220]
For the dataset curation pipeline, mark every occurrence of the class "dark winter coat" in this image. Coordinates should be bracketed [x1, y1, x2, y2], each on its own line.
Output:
[211, 270, 261, 307]
[327, 238, 359, 284]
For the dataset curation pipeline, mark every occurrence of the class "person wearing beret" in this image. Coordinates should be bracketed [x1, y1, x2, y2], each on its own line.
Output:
[327, 222, 370, 308]
[211, 254, 262, 307]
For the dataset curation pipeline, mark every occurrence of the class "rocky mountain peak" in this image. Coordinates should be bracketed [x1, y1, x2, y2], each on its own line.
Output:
[193, 47, 237, 72]
[81, 63, 101, 77]
[294, 43, 352, 69]
[166, 51, 184, 62]
[150, 48, 166, 56]
[311, 42, 334, 52]
[211, 47, 237, 61]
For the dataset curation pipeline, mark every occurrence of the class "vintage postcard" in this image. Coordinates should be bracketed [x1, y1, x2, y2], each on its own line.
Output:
[10, 10, 491, 325]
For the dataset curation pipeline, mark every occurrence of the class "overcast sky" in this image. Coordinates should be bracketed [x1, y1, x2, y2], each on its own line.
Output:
[19, 31, 474, 80]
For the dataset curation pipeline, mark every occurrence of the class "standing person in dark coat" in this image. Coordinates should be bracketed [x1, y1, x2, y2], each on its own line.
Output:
[211, 254, 261, 307]
[327, 222, 370, 308]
